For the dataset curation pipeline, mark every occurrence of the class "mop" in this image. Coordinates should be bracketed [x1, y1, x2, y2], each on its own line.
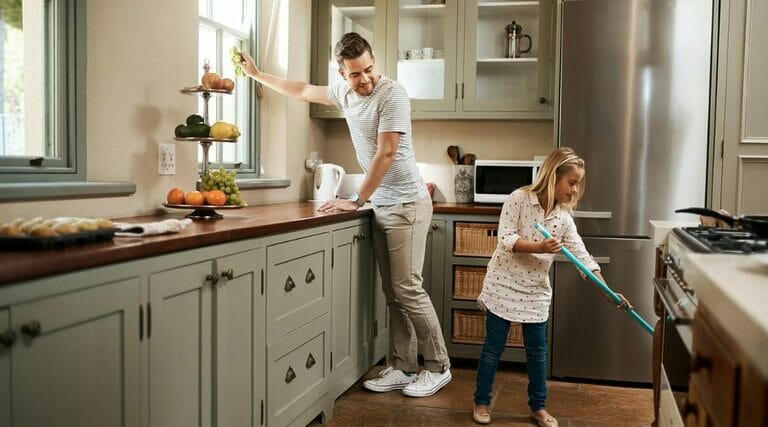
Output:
[534, 223, 655, 335]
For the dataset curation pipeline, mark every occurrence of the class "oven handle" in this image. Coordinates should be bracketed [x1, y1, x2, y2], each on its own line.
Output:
[573, 210, 612, 219]
[555, 254, 610, 264]
[653, 278, 692, 324]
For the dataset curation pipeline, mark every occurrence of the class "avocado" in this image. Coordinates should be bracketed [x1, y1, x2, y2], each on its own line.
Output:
[188, 123, 211, 138]
[186, 114, 205, 126]
[174, 124, 188, 138]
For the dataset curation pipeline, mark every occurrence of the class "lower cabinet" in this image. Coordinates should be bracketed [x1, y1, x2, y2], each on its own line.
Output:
[0, 268, 142, 427]
[0, 218, 378, 427]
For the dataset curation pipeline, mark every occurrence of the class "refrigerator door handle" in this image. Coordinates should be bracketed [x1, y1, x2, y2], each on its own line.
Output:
[572, 211, 612, 219]
[555, 254, 611, 264]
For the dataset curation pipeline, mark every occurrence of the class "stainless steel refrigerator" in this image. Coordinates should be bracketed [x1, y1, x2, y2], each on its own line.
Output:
[553, 0, 714, 383]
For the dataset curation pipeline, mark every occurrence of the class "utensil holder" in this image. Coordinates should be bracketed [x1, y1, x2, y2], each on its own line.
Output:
[454, 165, 474, 203]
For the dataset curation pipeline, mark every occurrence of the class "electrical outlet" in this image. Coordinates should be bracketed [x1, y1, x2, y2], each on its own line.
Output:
[159, 143, 175, 175]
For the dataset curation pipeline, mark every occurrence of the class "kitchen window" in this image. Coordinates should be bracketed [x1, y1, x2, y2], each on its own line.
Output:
[0, 0, 85, 182]
[198, 0, 259, 174]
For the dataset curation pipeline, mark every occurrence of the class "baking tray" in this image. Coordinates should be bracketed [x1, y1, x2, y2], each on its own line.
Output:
[0, 228, 117, 251]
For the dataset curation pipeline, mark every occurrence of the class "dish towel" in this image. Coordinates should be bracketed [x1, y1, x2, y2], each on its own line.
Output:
[114, 219, 193, 237]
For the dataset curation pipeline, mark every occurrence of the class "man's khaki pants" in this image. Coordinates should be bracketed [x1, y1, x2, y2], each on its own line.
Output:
[372, 196, 450, 374]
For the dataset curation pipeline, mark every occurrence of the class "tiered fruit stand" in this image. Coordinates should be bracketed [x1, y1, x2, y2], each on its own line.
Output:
[163, 62, 245, 220]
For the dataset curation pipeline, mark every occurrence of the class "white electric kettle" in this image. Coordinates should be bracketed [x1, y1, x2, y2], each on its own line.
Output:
[311, 163, 346, 202]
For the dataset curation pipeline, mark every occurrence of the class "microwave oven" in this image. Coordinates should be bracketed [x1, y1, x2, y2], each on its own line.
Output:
[474, 160, 541, 203]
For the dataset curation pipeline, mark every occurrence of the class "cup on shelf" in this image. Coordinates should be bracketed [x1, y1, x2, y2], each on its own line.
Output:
[421, 47, 434, 59]
[398, 50, 406, 60]
[407, 48, 422, 60]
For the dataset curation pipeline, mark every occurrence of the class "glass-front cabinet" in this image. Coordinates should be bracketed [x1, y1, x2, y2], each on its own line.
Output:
[312, 0, 387, 118]
[385, 0, 459, 112]
[311, 0, 554, 119]
[461, 0, 553, 114]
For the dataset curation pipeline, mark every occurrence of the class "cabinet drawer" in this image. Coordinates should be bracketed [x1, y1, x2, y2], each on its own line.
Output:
[454, 222, 498, 257]
[691, 316, 739, 426]
[267, 313, 329, 427]
[267, 233, 329, 341]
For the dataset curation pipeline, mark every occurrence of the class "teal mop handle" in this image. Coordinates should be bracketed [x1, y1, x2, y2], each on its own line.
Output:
[534, 223, 654, 335]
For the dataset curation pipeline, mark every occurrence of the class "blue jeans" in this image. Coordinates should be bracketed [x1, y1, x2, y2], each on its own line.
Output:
[474, 310, 548, 411]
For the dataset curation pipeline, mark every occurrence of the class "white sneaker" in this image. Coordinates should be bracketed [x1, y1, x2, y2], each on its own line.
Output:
[402, 369, 452, 397]
[363, 367, 415, 392]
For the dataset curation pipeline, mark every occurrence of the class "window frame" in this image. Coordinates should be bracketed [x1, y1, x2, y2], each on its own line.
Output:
[0, 0, 86, 183]
[198, 1, 261, 178]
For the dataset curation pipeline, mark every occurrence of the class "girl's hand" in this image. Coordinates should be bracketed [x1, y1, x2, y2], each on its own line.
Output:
[539, 237, 562, 254]
[614, 292, 634, 310]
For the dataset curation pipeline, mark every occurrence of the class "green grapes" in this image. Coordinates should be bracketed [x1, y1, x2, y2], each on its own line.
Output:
[202, 167, 244, 206]
[231, 46, 245, 77]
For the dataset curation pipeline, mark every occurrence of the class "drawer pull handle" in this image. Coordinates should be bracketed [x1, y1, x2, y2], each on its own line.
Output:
[692, 352, 711, 372]
[284, 276, 296, 292]
[221, 268, 234, 280]
[20, 320, 42, 338]
[305, 268, 315, 284]
[285, 366, 296, 383]
[0, 329, 17, 347]
[306, 353, 316, 369]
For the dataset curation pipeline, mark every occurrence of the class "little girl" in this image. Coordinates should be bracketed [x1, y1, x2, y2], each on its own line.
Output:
[470, 147, 627, 426]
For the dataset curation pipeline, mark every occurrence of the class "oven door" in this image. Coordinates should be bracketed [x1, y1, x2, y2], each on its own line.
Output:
[654, 277, 693, 426]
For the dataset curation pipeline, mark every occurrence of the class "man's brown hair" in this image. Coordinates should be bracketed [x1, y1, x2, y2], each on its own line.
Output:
[334, 32, 373, 67]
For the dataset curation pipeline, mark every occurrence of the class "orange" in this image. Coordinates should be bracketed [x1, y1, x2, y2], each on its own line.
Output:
[206, 190, 227, 206]
[167, 187, 185, 204]
[185, 191, 204, 206]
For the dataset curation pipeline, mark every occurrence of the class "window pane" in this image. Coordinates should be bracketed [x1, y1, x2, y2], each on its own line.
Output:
[212, 0, 244, 31]
[199, 0, 208, 18]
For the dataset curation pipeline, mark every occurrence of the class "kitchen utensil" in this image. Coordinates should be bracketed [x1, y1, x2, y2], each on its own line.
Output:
[420, 47, 434, 59]
[504, 21, 532, 58]
[535, 223, 655, 335]
[447, 145, 460, 164]
[463, 153, 476, 165]
[675, 207, 768, 238]
[312, 163, 345, 202]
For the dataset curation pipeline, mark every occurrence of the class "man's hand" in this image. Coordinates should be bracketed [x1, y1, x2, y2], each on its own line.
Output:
[539, 237, 562, 253]
[317, 199, 359, 213]
[238, 50, 260, 78]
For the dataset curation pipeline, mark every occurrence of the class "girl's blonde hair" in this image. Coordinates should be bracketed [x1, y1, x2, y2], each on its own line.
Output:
[522, 147, 585, 214]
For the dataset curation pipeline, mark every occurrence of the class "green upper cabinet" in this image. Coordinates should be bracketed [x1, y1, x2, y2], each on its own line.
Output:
[461, 0, 554, 116]
[385, 0, 460, 113]
[312, 0, 555, 119]
[312, 0, 388, 118]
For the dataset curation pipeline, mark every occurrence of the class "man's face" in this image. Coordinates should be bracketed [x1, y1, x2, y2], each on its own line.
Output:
[339, 51, 378, 96]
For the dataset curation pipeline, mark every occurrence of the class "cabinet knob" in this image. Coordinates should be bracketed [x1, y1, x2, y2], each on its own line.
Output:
[0, 329, 17, 347]
[305, 268, 316, 284]
[681, 399, 698, 416]
[692, 352, 710, 372]
[221, 268, 234, 280]
[284, 276, 296, 292]
[20, 320, 42, 338]
[431, 223, 439, 230]
[206, 273, 219, 286]
[285, 366, 296, 383]
[305, 353, 316, 369]
[539, 97, 547, 104]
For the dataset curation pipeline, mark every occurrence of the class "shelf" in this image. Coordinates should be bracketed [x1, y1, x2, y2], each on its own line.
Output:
[335, 6, 375, 20]
[174, 137, 238, 143]
[400, 3, 446, 19]
[180, 87, 233, 96]
[477, 57, 538, 63]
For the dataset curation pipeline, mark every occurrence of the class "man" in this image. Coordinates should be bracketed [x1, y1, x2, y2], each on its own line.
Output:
[238, 32, 451, 397]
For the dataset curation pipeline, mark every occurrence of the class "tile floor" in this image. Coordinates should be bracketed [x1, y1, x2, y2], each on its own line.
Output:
[313, 360, 654, 426]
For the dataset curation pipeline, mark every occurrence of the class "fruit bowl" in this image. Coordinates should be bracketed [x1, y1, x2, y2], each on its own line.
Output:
[174, 137, 238, 143]
[163, 202, 246, 220]
[180, 86, 233, 95]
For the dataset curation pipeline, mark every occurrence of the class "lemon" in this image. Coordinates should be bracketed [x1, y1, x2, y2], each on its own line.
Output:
[210, 121, 233, 139]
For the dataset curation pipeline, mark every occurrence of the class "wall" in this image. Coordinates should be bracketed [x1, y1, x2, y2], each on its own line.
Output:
[323, 120, 554, 202]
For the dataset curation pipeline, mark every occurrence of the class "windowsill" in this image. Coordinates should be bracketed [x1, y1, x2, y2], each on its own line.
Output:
[0, 181, 137, 201]
[236, 177, 291, 189]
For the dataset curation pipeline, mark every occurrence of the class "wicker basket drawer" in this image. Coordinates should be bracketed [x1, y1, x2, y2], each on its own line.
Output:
[452, 309, 523, 347]
[453, 266, 486, 300]
[454, 222, 498, 257]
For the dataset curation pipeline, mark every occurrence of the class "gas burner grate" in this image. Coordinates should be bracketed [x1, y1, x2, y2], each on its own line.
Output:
[680, 226, 768, 254]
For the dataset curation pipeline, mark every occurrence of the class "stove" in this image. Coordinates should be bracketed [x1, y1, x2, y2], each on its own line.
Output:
[674, 226, 768, 254]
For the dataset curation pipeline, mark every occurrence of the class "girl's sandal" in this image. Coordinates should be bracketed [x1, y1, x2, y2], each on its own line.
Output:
[472, 404, 491, 424]
[531, 411, 558, 427]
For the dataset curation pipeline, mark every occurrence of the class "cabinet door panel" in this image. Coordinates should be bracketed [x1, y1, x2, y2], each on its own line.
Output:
[11, 278, 141, 427]
[149, 261, 213, 427]
[0, 309, 10, 425]
[215, 248, 265, 427]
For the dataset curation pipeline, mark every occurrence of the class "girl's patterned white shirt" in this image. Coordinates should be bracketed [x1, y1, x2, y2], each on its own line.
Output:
[478, 189, 599, 323]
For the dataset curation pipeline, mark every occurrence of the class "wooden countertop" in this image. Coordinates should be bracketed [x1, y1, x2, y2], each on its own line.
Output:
[0, 202, 500, 285]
